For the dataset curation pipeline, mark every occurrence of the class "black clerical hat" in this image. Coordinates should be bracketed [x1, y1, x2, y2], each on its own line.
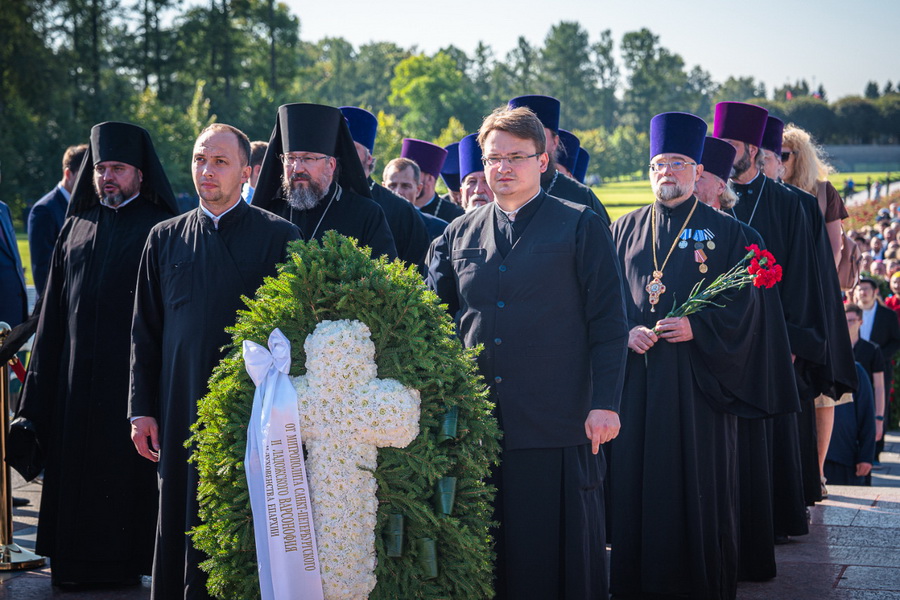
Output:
[340, 106, 378, 152]
[68, 121, 178, 216]
[459, 134, 483, 180]
[761, 117, 785, 155]
[650, 112, 707, 162]
[441, 143, 460, 192]
[713, 102, 769, 148]
[557, 129, 581, 173]
[573, 148, 590, 184]
[700, 137, 737, 183]
[508, 95, 561, 132]
[253, 103, 371, 210]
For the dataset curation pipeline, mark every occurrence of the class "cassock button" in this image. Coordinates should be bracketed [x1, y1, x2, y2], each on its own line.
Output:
[494, 376, 502, 383]
[499, 265, 507, 272]
[494, 338, 502, 345]
[497, 301, 505, 308]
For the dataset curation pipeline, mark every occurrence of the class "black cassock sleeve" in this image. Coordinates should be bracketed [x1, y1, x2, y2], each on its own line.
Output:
[128, 228, 165, 420]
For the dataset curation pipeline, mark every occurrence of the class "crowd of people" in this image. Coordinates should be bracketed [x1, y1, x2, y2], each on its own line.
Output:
[0, 93, 895, 600]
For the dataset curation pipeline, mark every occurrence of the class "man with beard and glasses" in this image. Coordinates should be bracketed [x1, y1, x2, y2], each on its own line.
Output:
[507, 95, 610, 226]
[458, 133, 493, 211]
[15, 122, 179, 588]
[129, 123, 301, 599]
[252, 103, 397, 260]
[610, 113, 792, 600]
[714, 102, 857, 538]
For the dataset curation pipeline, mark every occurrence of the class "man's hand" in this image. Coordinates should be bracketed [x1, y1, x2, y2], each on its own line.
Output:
[876, 420, 884, 442]
[628, 326, 658, 354]
[585, 409, 620, 455]
[131, 416, 160, 462]
[857, 462, 872, 477]
[655, 316, 693, 343]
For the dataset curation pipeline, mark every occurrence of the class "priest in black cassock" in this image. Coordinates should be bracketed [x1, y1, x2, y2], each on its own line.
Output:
[507, 94, 611, 225]
[252, 102, 396, 260]
[610, 113, 792, 600]
[128, 123, 301, 600]
[15, 121, 179, 587]
[340, 106, 430, 267]
[714, 102, 856, 526]
[761, 116, 859, 492]
[401, 138, 464, 223]
[697, 136, 802, 582]
[427, 105, 628, 599]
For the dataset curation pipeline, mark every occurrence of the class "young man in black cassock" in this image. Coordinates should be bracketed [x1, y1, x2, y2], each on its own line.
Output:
[16, 122, 179, 587]
[340, 105, 431, 267]
[610, 113, 792, 600]
[507, 94, 611, 226]
[427, 106, 628, 599]
[253, 103, 396, 261]
[129, 124, 301, 600]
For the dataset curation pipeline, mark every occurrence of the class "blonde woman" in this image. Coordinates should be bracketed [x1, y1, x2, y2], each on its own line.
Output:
[782, 125, 848, 266]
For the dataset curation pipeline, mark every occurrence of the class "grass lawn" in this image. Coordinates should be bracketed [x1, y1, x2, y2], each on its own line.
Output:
[16, 233, 32, 286]
[592, 171, 898, 224]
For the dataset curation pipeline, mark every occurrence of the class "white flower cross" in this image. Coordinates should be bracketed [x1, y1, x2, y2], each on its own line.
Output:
[292, 319, 421, 599]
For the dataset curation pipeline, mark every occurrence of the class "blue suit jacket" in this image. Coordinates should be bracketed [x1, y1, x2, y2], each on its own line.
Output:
[0, 201, 28, 328]
[28, 186, 67, 296]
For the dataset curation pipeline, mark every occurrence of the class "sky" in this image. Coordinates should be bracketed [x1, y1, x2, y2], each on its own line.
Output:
[280, 0, 899, 102]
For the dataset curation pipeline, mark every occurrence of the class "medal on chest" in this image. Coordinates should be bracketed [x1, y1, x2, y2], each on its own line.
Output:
[648, 198, 699, 312]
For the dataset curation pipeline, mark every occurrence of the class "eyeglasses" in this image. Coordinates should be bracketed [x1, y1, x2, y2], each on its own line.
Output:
[781, 151, 796, 161]
[649, 161, 696, 173]
[481, 153, 540, 167]
[280, 154, 330, 167]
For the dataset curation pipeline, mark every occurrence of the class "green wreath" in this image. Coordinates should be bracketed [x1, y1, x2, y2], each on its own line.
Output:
[189, 232, 501, 599]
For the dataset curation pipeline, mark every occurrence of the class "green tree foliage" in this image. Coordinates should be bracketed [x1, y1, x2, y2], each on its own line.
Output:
[833, 96, 882, 143]
[620, 28, 699, 128]
[389, 52, 479, 140]
[1, 3, 894, 223]
[713, 76, 766, 107]
[190, 233, 501, 599]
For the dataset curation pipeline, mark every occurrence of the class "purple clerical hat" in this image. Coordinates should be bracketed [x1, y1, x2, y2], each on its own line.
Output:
[713, 102, 769, 148]
[557, 129, 581, 173]
[700, 137, 737, 183]
[649, 112, 707, 162]
[459, 134, 483, 180]
[760, 116, 784, 155]
[441, 142, 460, 192]
[573, 148, 590, 184]
[508, 95, 561, 132]
[340, 106, 378, 152]
[400, 138, 447, 178]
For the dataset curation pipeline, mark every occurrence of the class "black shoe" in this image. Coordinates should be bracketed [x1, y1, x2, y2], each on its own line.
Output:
[12, 496, 29, 507]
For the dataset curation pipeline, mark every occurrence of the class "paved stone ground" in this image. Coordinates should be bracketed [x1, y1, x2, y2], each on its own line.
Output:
[2, 433, 899, 598]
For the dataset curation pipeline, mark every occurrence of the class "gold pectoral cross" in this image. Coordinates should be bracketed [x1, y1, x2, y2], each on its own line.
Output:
[646, 270, 665, 312]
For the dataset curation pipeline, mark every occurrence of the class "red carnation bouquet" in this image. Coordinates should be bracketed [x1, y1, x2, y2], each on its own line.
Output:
[663, 244, 782, 320]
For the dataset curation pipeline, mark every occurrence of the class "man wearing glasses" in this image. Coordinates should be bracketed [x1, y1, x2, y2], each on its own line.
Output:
[252, 102, 397, 260]
[427, 106, 628, 599]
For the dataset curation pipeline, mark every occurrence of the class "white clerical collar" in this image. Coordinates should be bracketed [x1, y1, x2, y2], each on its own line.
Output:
[200, 198, 241, 229]
[103, 192, 139, 211]
[860, 303, 878, 341]
[57, 184, 71, 203]
[496, 191, 540, 222]
[419, 194, 438, 209]
[740, 169, 762, 186]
